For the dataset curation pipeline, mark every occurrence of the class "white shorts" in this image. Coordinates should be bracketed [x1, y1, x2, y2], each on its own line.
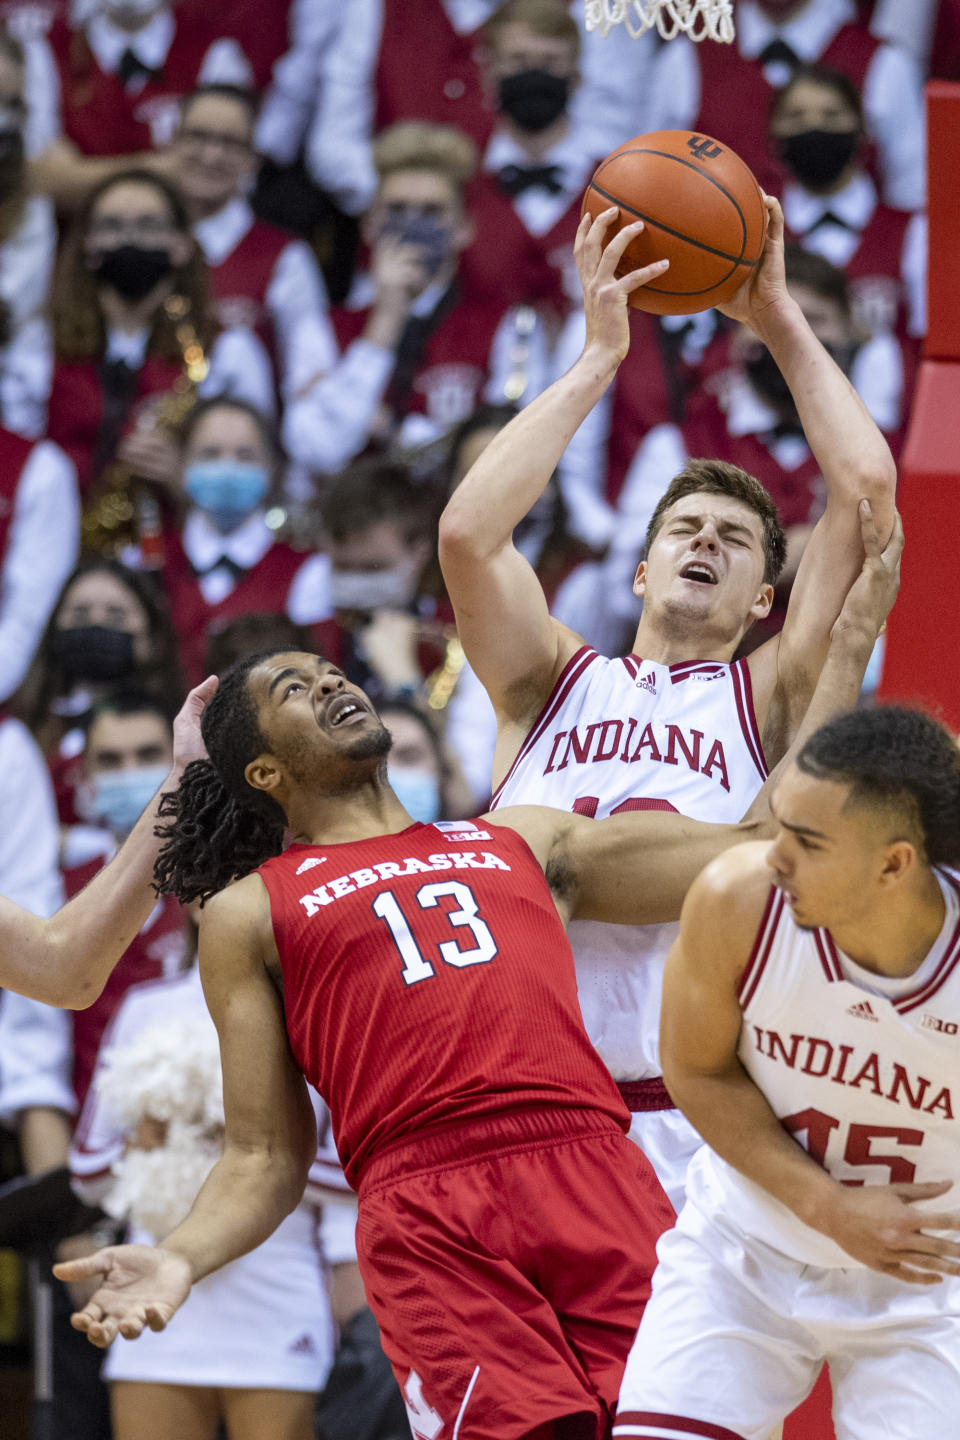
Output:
[616, 1198, 960, 1440]
[625, 1107, 702, 1214]
[104, 1206, 334, 1392]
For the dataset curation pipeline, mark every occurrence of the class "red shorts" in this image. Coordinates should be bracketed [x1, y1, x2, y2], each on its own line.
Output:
[356, 1109, 674, 1440]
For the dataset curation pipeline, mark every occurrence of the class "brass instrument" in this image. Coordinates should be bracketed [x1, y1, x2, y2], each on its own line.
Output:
[421, 619, 466, 712]
[80, 295, 210, 560]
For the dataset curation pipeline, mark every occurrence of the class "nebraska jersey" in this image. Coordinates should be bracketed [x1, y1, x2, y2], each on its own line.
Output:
[257, 819, 629, 1189]
[491, 646, 767, 1080]
[688, 869, 960, 1267]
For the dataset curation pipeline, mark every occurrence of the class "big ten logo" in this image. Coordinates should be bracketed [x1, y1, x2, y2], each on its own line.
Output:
[687, 136, 723, 162]
[415, 363, 484, 428]
[922, 1014, 959, 1035]
[851, 274, 901, 337]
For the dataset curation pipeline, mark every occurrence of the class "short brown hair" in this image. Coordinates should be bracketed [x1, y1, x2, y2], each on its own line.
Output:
[373, 122, 478, 193]
[484, 0, 581, 53]
[644, 458, 787, 585]
[320, 459, 434, 545]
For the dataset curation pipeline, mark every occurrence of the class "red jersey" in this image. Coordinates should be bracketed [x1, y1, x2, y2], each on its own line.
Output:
[257, 818, 629, 1189]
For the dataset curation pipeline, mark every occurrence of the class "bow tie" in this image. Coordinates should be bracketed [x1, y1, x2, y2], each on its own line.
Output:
[758, 38, 800, 68]
[497, 163, 565, 198]
[194, 554, 247, 582]
[806, 209, 857, 233]
[117, 48, 163, 87]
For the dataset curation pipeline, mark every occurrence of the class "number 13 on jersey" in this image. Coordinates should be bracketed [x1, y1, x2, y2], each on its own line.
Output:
[372, 882, 500, 986]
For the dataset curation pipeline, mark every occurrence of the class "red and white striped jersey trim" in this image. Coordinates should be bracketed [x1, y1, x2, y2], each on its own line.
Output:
[737, 885, 784, 1008]
[488, 645, 598, 807]
[614, 1411, 747, 1440]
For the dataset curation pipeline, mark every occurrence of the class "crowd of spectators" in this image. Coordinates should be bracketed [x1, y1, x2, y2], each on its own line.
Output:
[0, 0, 944, 1435]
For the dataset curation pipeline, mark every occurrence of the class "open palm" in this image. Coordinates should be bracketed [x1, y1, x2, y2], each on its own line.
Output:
[53, 1242, 193, 1348]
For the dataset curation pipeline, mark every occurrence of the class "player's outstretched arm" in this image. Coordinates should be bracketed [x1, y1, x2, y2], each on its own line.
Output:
[498, 525, 898, 927]
[438, 210, 669, 728]
[719, 197, 898, 753]
[54, 874, 318, 1345]
[0, 676, 217, 1008]
[661, 849, 960, 1286]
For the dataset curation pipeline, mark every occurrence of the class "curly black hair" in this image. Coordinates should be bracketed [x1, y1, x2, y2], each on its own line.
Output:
[153, 651, 289, 904]
[797, 707, 960, 867]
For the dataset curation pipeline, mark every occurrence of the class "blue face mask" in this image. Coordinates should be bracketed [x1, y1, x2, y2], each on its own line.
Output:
[388, 767, 441, 824]
[92, 764, 170, 835]
[185, 461, 270, 532]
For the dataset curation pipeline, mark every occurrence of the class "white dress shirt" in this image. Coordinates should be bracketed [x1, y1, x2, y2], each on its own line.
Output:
[782, 172, 927, 338]
[282, 270, 551, 471]
[0, 437, 79, 702]
[181, 505, 333, 623]
[645, 0, 927, 212]
[255, 0, 343, 166]
[483, 128, 596, 238]
[0, 717, 71, 1124]
[192, 196, 338, 400]
[98, 320, 276, 417]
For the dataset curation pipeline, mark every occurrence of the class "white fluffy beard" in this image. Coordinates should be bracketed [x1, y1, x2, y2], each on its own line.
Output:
[103, 1120, 222, 1240]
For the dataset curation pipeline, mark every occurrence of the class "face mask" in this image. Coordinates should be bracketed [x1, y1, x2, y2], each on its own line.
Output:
[185, 461, 270, 531]
[743, 346, 796, 413]
[389, 766, 441, 824]
[378, 212, 453, 279]
[48, 625, 137, 683]
[497, 69, 570, 133]
[329, 565, 419, 612]
[778, 129, 859, 192]
[90, 763, 170, 835]
[94, 244, 175, 301]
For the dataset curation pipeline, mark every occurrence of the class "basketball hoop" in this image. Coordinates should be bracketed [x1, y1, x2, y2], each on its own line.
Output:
[584, 0, 736, 42]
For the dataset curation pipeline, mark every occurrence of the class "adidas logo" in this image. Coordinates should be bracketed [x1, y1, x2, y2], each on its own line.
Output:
[287, 1333, 317, 1355]
[296, 856, 327, 875]
[847, 1000, 879, 1022]
[636, 670, 657, 694]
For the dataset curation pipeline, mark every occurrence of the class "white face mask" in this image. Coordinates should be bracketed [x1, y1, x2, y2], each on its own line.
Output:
[329, 565, 419, 612]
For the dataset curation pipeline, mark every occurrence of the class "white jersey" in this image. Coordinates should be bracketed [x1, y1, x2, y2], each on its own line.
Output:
[689, 868, 960, 1268]
[491, 645, 768, 1079]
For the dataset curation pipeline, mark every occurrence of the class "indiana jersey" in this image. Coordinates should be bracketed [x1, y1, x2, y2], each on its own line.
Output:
[257, 819, 629, 1189]
[687, 869, 960, 1267]
[491, 646, 767, 1079]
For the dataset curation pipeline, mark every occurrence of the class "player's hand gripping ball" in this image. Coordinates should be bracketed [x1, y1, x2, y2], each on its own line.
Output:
[580, 130, 768, 315]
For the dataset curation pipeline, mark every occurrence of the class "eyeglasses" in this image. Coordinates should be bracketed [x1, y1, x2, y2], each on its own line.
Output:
[87, 214, 178, 242]
[177, 126, 251, 157]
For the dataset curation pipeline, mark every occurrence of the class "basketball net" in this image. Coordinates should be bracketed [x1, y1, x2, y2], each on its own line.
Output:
[584, 0, 736, 42]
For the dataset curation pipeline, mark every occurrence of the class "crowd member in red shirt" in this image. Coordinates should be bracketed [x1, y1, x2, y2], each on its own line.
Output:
[55, 582, 890, 1437]
[46, 168, 272, 499]
[283, 120, 550, 474]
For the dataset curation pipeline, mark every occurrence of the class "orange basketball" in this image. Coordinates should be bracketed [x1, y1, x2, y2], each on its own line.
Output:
[580, 130, 768, 315]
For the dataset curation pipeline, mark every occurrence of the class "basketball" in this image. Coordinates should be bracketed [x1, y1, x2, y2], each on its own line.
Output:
[580, 130, 768, 316]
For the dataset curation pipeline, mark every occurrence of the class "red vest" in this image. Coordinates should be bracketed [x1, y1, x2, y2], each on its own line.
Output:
[161, 527, 312, 687]
[206, 219, 290, 350]
[65, 854, 188, 1109]
[0, 428, 34, 567]
[603, 312, 685, 507]
[374, 0, 492, 150]
[170, 0, 291, 88]
[48, 14, 222, 154]
[682, 382, 823, 533]
[331, 287, 505, 429]
[48, 354, 184, 496]
[461, 169, 586, 316]
[694, 23, 880, 200]
[258, 819, 629, 1189]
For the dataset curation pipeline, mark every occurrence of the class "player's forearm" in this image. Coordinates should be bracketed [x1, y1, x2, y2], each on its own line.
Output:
[159, 1144, 309, 1284]
[664, 1057, 843, 1232]
[439, 344, 620, 563]
[35, 764, 185, 1008]
[753, 298, 896, 521]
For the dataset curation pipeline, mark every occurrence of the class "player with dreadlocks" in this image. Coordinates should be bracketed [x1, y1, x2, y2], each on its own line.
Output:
[54, 523, 896, 1440]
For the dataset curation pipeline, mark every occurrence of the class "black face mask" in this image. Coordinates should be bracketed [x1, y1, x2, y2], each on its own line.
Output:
[47, 625, 137, 683]
[744, 348, 795, 413]
[498, 69, 570, 133]
[94, 244, 175, 301]
[778, 129, 859, 192]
